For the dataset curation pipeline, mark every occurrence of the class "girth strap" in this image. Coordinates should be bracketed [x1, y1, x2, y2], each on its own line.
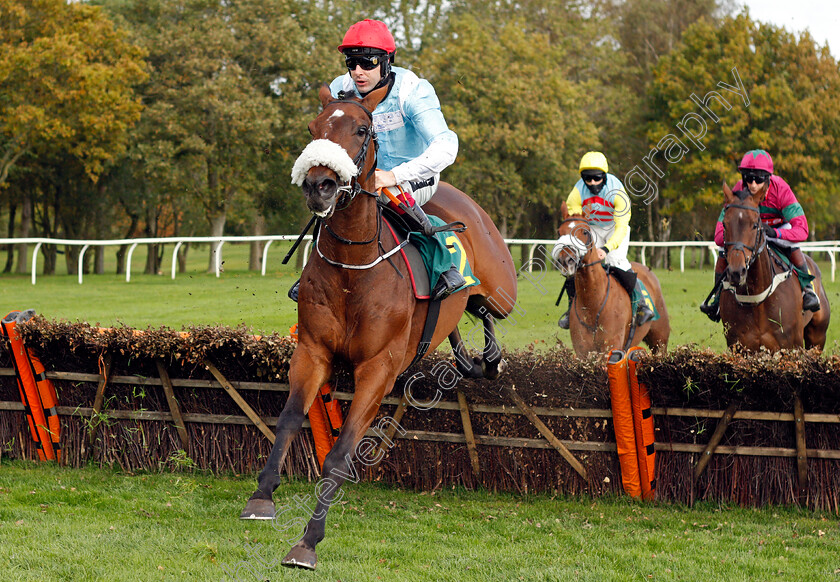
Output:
[399, 298, 442, 379]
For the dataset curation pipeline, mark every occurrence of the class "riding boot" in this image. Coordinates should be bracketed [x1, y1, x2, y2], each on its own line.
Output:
[288, 278, 300, 303]
[610, 267, 654, 326]
[790, 248, 820, 312]
[558, 277, 576, 329]
[699, 256, 727, 322]
[405, 202, 466, 301]
[632, 279, 655, 326]
[431, 267, 467, 301]
[398, 196, 437, 237]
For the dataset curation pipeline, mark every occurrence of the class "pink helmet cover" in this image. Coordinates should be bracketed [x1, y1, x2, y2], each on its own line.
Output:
[738, 149, 774, 174]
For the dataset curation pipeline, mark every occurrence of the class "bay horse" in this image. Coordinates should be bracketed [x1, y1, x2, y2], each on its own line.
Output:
[553, 202, 670, 356]
[719, 182, 830, 350]
[239, 84, 517, 569]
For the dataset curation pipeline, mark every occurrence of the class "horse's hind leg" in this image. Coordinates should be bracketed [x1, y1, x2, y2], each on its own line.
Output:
[643, 319, 670, 354]
[478, 314, 505, 379]
[240, 349, 330, 520]
[804, 259, 830, 351]
[448, 310, 504, 380]
[448, 328, 483, 378]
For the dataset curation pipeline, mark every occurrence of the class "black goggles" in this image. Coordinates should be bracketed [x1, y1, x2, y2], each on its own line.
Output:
[345, 54, 383, 71]
[742, 173, 769, 185]
[582, 173, 606, 184]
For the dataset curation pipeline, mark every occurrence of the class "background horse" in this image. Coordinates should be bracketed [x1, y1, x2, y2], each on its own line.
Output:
[239, 84, 517, 569]
[554, 202, 670, 356]
[720, 182, 830, 350]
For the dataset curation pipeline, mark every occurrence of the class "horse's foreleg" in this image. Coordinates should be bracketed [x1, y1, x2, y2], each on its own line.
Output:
[282, 359, 396, 570]
[240, 349, 330, 520]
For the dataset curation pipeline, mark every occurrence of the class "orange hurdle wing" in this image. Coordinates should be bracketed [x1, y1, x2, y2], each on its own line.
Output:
[606, 350, 641, 498]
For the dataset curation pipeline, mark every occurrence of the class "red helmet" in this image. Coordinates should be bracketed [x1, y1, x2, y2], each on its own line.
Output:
[338, 19, 396, 54]
[738, 149, 774, 174]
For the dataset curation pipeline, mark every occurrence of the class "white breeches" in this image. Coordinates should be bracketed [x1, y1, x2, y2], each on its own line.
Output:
[591, 224, 632, 271]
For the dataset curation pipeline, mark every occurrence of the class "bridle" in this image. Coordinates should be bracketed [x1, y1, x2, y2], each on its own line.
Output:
[557, 217, 611, 334]
[556, 218, 604, 271]
[722, 202, 766, 275]
[323, 99, 379, 213]
[313, 98, 410, 270]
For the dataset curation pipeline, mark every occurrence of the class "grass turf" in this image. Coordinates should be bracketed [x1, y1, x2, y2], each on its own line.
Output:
[1, 460, 838, 581]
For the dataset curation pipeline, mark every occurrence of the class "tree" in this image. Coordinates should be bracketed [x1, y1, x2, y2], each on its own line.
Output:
[423, 11, 596, 238]
[99, 0, 345, 270]
[647, 11, 840, 241]
[0, 0, 146, 186]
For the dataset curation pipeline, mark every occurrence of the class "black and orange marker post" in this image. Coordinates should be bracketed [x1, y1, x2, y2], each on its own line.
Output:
[606, 350, 641, 498]
[1, 310, 61, 462]
[626, 346, 656, 500]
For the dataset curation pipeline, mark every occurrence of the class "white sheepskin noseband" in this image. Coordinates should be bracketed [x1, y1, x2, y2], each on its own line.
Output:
[291, 139, 358, 186]
[552, 234, 588, 261]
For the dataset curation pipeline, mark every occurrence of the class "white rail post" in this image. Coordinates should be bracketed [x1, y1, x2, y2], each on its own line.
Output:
[261, 240, 274, 276]
[214, 241, 224, 277]
[78, 244, 90, 284]
[171, 241, 184, 280]
[528, 243, 540, 273]
[31, 242, 43, 285]
[126, 242, 139, 282]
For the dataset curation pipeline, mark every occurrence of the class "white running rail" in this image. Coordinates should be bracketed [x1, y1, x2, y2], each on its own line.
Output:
[0, 236, 837, 284]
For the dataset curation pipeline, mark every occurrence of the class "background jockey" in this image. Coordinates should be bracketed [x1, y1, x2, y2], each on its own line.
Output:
[700, 149, 820, 321]
[328, 18, 464, 302]
[554, 151, 654, 329]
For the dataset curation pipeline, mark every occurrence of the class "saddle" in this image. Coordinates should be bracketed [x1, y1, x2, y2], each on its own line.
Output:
[380, 203, 479, 300]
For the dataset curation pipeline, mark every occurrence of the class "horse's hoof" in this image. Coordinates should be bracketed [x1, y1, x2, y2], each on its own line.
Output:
[282, 542, 317, 570]
[482, 356, 506, 380]
[239, 497, 276, 520]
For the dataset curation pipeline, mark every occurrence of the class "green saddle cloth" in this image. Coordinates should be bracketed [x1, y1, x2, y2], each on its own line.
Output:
[768, 244, 815, 288]
[395, 215, 480, 295]
[630, 277, 660, 322]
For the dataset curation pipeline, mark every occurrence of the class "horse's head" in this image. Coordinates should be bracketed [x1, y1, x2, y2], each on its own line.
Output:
[722, 181, 765, 286]
[552, 201, 594, 277]
[291, 84, 388, 219]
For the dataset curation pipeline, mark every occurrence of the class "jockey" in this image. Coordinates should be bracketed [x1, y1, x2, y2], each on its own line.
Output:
[699, 149, 820, 321]
[555, 152, 654, 329]
[290, 18, 464, 303]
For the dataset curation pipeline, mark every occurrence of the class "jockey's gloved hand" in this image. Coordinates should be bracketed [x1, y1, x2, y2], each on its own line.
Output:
[762, 224, 777, 238]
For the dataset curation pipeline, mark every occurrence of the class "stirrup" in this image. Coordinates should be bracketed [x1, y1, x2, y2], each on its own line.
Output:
[431, 268, 466, 301]
[558, 311, 570, 330]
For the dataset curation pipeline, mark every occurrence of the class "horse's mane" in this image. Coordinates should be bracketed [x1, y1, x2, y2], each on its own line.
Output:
[733, 188, 751, 201]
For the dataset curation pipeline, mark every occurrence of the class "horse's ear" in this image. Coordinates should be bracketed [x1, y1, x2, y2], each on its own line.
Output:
[723, 181, 734, 203]
[361, 84, 389, 112]
[318, 84, 333, 108]
[560, 201, 569, 223]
